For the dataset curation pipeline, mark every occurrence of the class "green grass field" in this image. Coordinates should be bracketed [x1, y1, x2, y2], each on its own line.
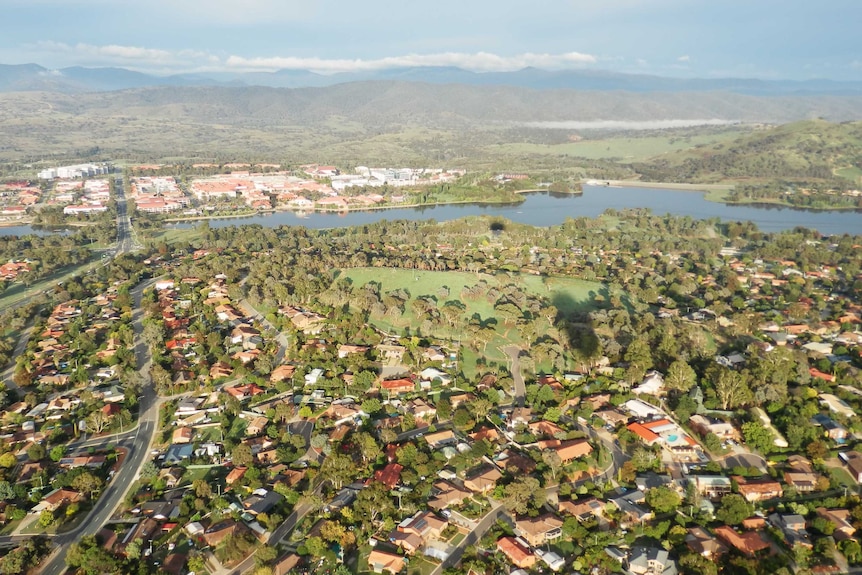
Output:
[836, 166, 862, 182]
[334, 268, 604, 376]
[486, 129, 749, 161]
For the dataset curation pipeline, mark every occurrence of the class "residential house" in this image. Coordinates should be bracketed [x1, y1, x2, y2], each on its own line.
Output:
[172, 427, 193, 444]
[768, 513, 811, 548]
[815, 508, 856, 541]
[424, 430, 457, 449]
[270, 364, 296, 383]
[496, 449, 537, 474]
[528, 420, 565, 438]
[368, 550, 406, 574]
[203, 520, 243, 547]
[508, 407, 533, 430]
[226, 466, 247, 485]
[374, 463, 404, 489]
[33, 488, 83, 513]
[398, 510, 447, 541]
[242, 490, 283, 516]
[596, 409, 630, 428]
[380, 378, 415, 395]
[693, 476, 732, 499]
[496, 537, 536, 569]
[536, 439, 593, 463]
[463, 464, 502, 493]
[734, 476, 783, 502]
[404, 399, 437, 421]
[610, 490, 653, 527]
[627, 547, 678, 575]
[811, 414, 848, 443]
[514, 514, 563, 547]
[690, 415, 737, 439]
[558, 497, 605, 522]
[428, 480, 471, 510]
[159, 467, 185, 489]
[840, 451, 862, 482]
[714, 526, 770, 556]
[337, 344, 369, 359]
[273, 554, 302, 575]
[819, 394, 856, 419]
[388, 531, 423, 555]
[246, 416, 269, 437]
[685, 527, 727, 559]
[784, 472, 823, 493]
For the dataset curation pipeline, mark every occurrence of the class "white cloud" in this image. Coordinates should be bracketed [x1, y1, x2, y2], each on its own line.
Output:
[677, 55, 690, 62]
[25, 42, 597, 75]
[225, 51, 597, 74]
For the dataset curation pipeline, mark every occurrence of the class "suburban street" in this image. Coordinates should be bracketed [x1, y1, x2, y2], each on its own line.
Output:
[237, 298, 289, 365]
[429, 501, 505, 575]
[37, 279, 158, 575]
[1, 320, 34, 394]
[113, 175, 140, 255]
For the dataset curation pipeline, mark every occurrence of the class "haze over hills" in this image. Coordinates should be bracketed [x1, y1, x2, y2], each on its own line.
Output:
[3, 62, 862, 95]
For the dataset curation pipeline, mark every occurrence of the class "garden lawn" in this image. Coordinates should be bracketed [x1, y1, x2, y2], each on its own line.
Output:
[336, 267, 603, 366]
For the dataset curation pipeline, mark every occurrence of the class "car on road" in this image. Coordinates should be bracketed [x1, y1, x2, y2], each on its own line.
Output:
[440, 509, 452, 518]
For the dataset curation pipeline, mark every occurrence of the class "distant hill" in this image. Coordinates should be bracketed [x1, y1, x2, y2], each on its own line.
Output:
[1, 83, 861, 164]
[631, 119, 862, 184]
[2, 62, 862, 95]
[25, 83, 862, 125]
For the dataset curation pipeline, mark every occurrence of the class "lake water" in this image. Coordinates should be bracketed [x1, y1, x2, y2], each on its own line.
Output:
[165, 185, 862, 236]
[2, 185, 861, 237]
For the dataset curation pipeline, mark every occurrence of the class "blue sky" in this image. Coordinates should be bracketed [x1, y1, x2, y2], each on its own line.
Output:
[3, 0, 861, 80]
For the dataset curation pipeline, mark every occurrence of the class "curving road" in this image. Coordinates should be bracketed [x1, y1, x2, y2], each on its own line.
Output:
[37, 279, 158, 575]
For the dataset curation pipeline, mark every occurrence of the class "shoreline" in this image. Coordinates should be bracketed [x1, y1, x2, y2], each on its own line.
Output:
[583, 180, 861, 211]
[162, 188, 585, 223]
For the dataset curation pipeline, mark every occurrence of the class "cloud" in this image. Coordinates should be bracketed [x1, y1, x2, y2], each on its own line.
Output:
[677, 55, 690, 62]
[26, 42, 597, 75]
[225, 51, 597, 74]
[28, 40, 217, 71]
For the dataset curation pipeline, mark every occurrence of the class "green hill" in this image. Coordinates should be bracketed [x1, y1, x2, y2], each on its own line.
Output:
[633, 120, 862, 187]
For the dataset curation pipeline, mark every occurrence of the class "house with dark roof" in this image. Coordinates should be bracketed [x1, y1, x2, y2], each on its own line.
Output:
[685, 527, 727, 559]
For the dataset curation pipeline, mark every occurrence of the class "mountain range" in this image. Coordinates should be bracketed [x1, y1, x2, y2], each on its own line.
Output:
[3, 62, 862, 95]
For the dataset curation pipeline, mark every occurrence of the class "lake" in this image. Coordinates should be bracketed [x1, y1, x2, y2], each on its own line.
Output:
[165, 185, 862, 236]
[2, 185, 861, 237]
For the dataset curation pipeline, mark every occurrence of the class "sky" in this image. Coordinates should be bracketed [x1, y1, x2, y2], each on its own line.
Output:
[3, 0, 861, 80]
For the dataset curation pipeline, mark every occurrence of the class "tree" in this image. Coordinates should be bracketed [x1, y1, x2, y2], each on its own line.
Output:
[353, 481, 394, 526]
[741, 421, 773, 454]
[0, 452, 17, 468]
[711, 366, 751, 410]
[26, 443, 46, 462]
[71, 471, 103, 497]
[503, 476, 545, 515]
[542, 450, 563, 482]
[715, 494, 753, 525]
[49, 445, 66, 462]
[645, 486, 682, 514]
[355, 432, 381, 467]
[665, 360, 697, 393]
[840, 539, 862, 564]
[678, 552, 718, 575]
[232, 444, 253, 467]
[125, 538, 142, 560]
[85, 410, 111, 434]
[320, 453, 355, 490]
